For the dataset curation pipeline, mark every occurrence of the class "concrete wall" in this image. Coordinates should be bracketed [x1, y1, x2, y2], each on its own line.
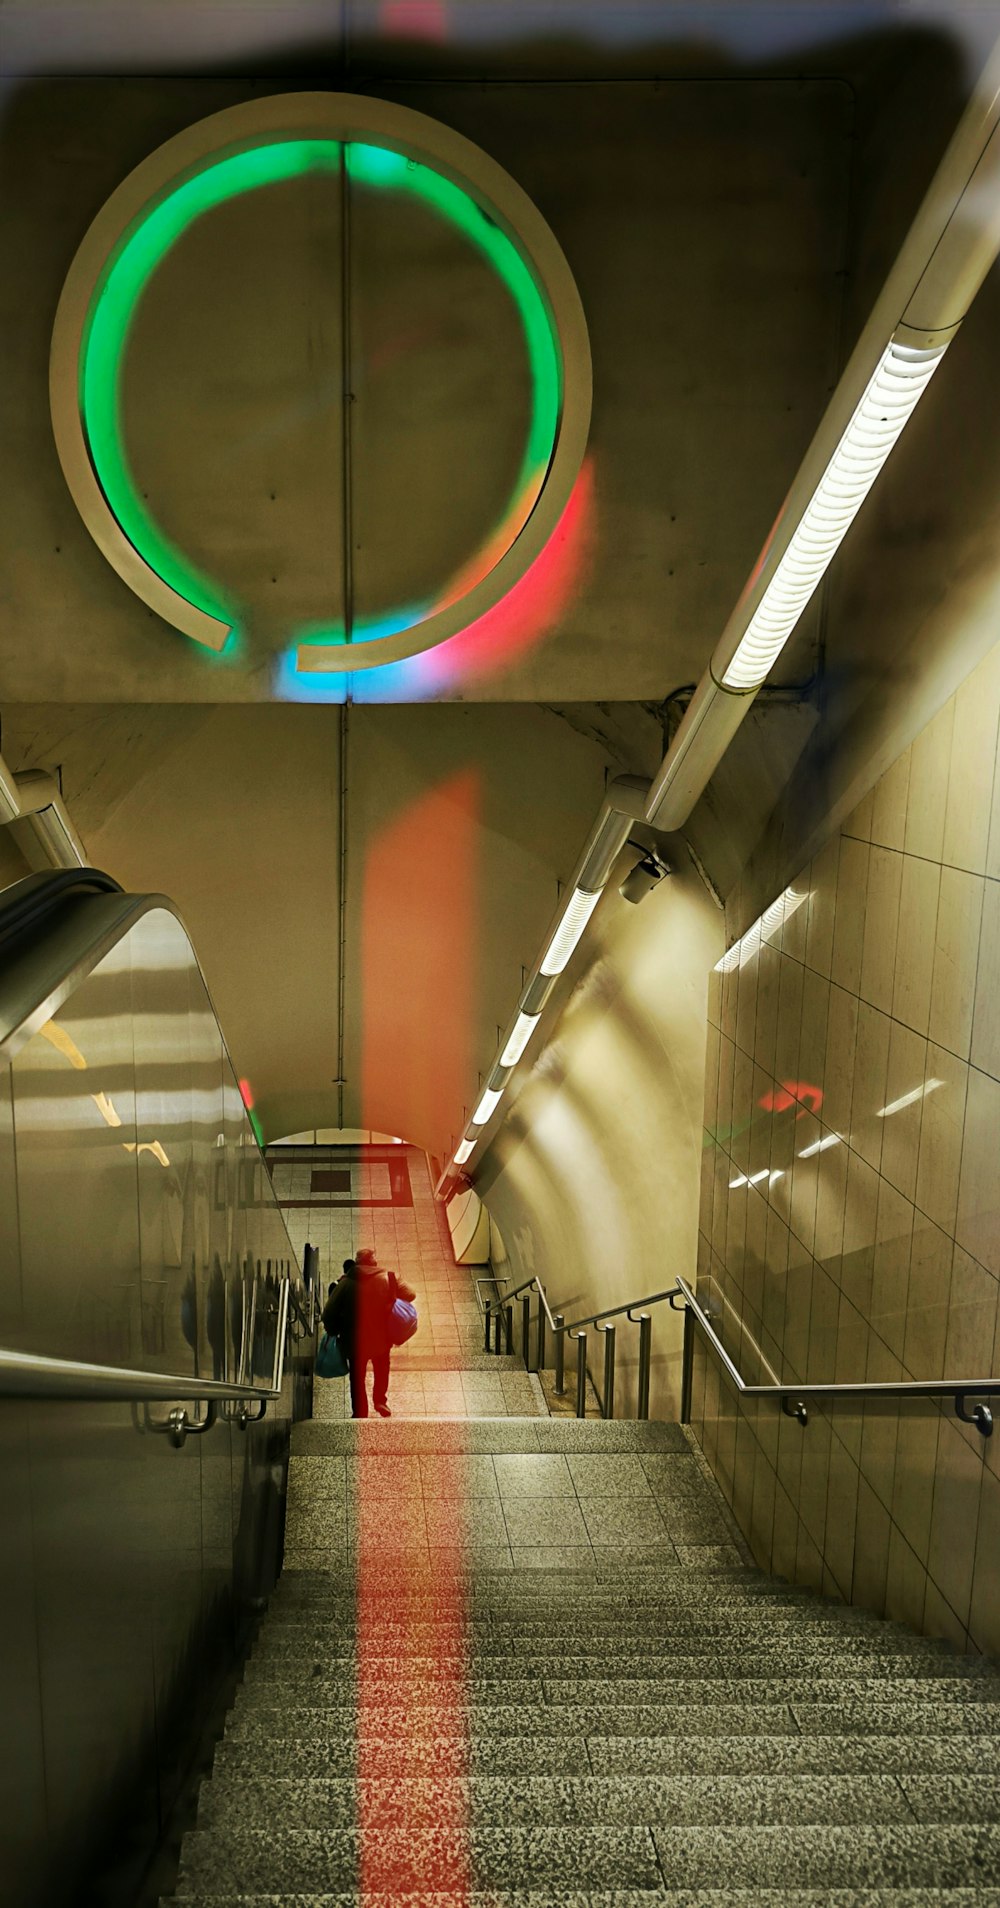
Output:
[481, 849, 722, 1419]
[692, 637, 1000, 1655]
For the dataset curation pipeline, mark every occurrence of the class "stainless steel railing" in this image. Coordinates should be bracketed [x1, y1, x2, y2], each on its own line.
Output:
[671, 1275, 999, 1439]
[480, 1268, 678, 1420]
[0, 1275, 296, 1448]
[481, 1267, 1000, 1436]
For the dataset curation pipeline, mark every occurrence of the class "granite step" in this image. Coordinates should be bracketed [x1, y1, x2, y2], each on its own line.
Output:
[161, 1892, 1000, 1908]
[291, 1421, 693, 1455]
[223, 1701, 1000, 1742]
[194, 1770, 950, 1831]
[173, 1824, 661, 1892]
[172, 1821, 1000, 1894]
[239, 1653, 982, 1690]
[651, 1823, 1000, 1889]
[252, 1620, 957, 1655]
[211, 1733, 1000, 1780]
[228, 1677, 1000, 1726]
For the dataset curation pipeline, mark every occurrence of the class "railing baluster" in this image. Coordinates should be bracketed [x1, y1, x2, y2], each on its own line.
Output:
[493, 1304, 503, 1356]
[680, 1304, 694, 1424]
[637, 1313, 651, 1419]
[522, 1293, 531, 1370]
[574, 1330, 587, 1418]
[484, 1302, 492, 1354]
[601, 1322, 615, 1420]
[505, 1305, 513, 1355]
[537, 1302, 546, 1374]
[554, 1316, 565, 1395]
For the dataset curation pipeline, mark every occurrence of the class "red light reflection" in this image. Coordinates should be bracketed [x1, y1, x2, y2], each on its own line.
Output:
[759, 1080, 824, 1119]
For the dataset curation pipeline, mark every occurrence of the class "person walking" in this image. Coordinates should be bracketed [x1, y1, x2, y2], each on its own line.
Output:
[322, 1247, 415, 1419]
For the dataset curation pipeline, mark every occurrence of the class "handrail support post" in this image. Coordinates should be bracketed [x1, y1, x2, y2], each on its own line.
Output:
[600, 1321, 615, 1420]
[574, 1331, 588, 1419]
[636, 1312, 651, 1420]
[554, 1316, 565, 1395]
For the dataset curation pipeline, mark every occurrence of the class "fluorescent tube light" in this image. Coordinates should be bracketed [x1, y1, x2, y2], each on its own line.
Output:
[715, 886, 808, 973]
[729, 1174, 748, 1189]
[472, 1086, 503, 1127]
[798, 1133, 842, 1158]
[747, 1168, 771, 1185]
[453, 1138, 474, 1166]
[876, 1078, 944, 1119]
[500, 1011, 541, 1067]
[539, 886, 601, 976]
[720, 338, 947, 692]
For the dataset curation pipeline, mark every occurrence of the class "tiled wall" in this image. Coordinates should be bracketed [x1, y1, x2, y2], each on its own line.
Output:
[693, 639, 1000, 1654]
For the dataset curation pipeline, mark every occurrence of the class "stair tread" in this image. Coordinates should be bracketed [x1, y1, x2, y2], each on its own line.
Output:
[196, 1769, 994, 1829]
[163, 1408, 1000, 1907]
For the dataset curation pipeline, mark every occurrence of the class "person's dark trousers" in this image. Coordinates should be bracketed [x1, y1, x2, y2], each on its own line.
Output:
[349, 1348, 391, 1418]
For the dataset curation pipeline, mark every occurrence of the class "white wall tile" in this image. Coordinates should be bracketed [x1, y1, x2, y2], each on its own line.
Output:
[956, 1065, 1000, 1278]
[804, 835, 840, 979]
[942, 649, 1000, 875]
[929, 867, 984, 1062]
[879, 1020, 928, 1203]
[843, 786, 874, 842]
[914, 1043, 969, 1237]
[903, 1217, 953, 1379]
[753, 940, 781, 1080]
[849, 1000, 891, 1172]
[891, 855, 941, 1036]
[859, 846, 903, 1013]
[870, 746, 911, 852]
[904, 698, 954, 863]
[970, 878, 1000, 1082]
[823, 985, 859, 1137]
[830, 836, 870, 995]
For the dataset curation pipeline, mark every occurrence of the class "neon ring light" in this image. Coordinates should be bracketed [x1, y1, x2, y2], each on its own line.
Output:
[49, 93, 592, 673]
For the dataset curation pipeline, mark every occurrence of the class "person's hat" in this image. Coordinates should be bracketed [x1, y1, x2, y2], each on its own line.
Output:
[355, 1247, 377, 1265]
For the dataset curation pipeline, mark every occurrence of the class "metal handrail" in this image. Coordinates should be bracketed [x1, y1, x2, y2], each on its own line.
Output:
[483, 1267, 679, 1418]
[0, 1278, 294, 1447]
[482, 1263, 1000, 1437]
[672, 1275, 999, 1439]
[555, 1285, 678, 1335]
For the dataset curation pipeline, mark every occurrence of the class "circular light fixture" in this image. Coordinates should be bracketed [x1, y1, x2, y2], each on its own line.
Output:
[50, 93, 591, 672]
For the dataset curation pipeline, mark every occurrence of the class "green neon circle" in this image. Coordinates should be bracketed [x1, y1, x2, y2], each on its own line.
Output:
[79, 137, 563, 646]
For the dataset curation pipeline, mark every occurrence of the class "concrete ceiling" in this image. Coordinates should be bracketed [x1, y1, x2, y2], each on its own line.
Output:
[2, 1, 999, 1155]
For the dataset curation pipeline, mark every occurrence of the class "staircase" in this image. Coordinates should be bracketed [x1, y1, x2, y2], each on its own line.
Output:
[164, 1413, 1000, 1905]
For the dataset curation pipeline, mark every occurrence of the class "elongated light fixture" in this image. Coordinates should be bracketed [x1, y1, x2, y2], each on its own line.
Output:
[646, 37, 1000, 832]
[472, 1085, 504, 1127]
[500, 1011, 541, 1067]
[540, 886, 602, 976]
[720, 341, 945, 693]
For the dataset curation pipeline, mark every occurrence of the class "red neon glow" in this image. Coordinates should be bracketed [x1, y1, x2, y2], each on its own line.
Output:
[238, 1077, 254, 1109]
[356, 769, 478, 1895]
[421, 454, 596, 687]
[352, 456, 596, 701]
[360, 770, 478, 1145]
[759, 1080, 824, 1119]
[378, 0, 448, 40]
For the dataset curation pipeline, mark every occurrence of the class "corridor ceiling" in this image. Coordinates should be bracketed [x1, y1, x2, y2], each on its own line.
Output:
[2, 1, 999, 1152]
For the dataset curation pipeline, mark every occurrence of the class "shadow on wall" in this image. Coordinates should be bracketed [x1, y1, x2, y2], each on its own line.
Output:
[479, 845, 723, 1421]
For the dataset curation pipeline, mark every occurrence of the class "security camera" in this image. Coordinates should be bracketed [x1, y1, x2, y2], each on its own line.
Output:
[619, 848, 671, 905]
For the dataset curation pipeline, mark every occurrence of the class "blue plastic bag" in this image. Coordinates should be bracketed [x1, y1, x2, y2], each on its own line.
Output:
[388, 1295, 418, 1347]
[315, 1331, 349, 1379]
